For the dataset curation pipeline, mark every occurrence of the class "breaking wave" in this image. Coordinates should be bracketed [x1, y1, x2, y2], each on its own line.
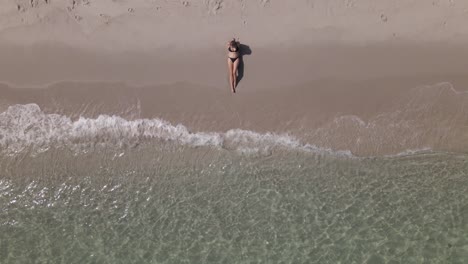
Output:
[0, 104, 352, 157]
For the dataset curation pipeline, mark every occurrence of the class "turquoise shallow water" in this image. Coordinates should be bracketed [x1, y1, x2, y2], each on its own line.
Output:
[1, 143, 467, 263]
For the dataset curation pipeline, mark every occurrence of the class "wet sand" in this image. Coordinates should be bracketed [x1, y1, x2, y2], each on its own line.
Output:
[2, 46, 468, 156]
[2, 43, 468, 89]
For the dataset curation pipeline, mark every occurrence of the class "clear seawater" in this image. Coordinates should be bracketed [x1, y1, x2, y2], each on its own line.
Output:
[1, 140, 467, 263]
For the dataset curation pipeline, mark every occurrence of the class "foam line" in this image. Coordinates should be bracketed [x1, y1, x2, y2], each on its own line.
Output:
[0, 104, 353, 157]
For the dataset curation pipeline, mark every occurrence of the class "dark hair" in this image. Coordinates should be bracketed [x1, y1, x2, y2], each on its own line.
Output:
[229, 40, 238, 49]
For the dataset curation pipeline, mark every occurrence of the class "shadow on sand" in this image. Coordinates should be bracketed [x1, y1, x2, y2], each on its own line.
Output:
[237, 44, 252, 87]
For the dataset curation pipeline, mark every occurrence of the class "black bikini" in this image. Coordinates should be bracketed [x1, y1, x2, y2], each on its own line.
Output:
[228, 47, 239, 63]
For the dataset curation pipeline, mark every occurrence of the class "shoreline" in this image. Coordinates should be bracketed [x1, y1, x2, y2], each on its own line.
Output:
[2, 76, 468, 157]
[1, 1, 468, 262]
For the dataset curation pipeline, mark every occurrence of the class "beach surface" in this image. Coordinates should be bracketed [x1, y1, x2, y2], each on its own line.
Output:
[1, 0, 468, 156]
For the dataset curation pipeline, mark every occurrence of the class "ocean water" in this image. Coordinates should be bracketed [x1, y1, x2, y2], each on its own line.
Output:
[1, 84, 468, 263]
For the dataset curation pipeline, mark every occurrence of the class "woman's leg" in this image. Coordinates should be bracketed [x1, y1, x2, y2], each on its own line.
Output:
[233, 58, 240, 90]
[227, 58, 235, 92]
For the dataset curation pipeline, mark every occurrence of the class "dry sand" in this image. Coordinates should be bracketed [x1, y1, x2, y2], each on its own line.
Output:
[1, 0, 468, 156]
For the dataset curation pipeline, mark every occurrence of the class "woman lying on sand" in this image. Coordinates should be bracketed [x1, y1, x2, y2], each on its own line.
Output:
[227, 38, 240, 93]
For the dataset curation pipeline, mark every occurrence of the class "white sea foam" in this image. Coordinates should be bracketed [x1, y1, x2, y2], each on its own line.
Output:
[384, 148, 433, 158]
[421, 82, 468, 95]
[0, 104, 352, 157]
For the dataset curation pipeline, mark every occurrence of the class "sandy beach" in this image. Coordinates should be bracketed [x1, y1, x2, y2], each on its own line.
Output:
[1, 0, 468, 156]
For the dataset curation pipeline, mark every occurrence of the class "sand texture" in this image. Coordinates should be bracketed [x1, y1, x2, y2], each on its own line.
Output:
[1, 0, 468, 50]
[1, 0, 468, 156]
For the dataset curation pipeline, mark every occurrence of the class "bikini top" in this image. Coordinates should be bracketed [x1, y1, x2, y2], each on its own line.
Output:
[228, 47, 238, 52]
